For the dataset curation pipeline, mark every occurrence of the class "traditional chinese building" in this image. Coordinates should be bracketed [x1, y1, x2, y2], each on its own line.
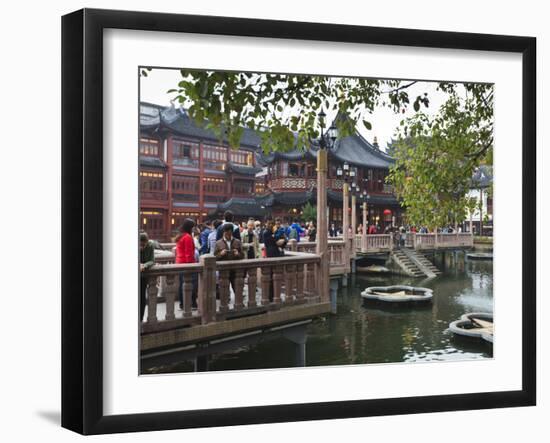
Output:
[255, 132, 403, 227]
[139, 102, 263, 240]
[465, 165, 493, 235]
[139, 102, 404, 241]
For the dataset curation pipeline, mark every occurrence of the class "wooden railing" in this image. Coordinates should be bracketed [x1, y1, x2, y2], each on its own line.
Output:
[358, 234, 393, 253]
[405, 233, 415, 248]
[287, 239, 350, 275]
[351, 234, 394, 253]
[413, 233, 437, 250]
[141, 251, 323, 333]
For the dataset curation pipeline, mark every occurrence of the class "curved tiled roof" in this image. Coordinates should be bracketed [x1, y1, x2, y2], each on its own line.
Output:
[140, 103, 262, 149]
[139, 155, 167, 169]
[330, 133, 394, 168]
[140, 102, 394, 168]
[256, 134, 394, 169]
[225, 162, 262, 176]
[214, 198, 266, 217]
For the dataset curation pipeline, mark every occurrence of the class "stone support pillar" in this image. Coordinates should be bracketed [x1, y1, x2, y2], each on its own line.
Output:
[316, 149, 330, 304]
[362, 201, 368, 252]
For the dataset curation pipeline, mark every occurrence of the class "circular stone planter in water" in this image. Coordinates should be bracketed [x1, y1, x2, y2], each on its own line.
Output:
[361, 285, 433, 304]
[449, 312, 493, 343]
[466, 252, 493, 260]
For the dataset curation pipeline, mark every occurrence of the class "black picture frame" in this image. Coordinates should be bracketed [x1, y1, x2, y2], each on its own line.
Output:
[61, 8, 536, 435]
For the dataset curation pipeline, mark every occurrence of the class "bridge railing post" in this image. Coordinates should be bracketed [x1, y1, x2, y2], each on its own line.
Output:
[146, 276, 159, 325]
[199, 255, 217, 324]
[288, 239, 298, 252]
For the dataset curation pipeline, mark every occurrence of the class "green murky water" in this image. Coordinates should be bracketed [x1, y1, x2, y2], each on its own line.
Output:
[143, 253, 493, 374]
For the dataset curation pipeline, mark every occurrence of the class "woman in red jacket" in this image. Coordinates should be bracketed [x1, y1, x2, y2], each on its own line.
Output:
[175, 218, 197, 309]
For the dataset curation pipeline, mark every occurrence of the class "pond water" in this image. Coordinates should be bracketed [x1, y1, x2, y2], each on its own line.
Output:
[143, 252, 493, 374]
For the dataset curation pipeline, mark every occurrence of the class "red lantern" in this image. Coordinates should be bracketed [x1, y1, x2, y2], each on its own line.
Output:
[383, 209, 392, 215]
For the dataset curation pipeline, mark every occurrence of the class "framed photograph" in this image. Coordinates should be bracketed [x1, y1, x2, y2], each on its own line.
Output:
[62, 8, 536, 435]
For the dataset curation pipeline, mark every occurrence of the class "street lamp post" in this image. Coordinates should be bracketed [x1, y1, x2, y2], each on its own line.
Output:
[337, 162, 354, 278]
[361, 188, 368, 252]
[316, 111, 337, 303]
[350, 181, 358, 258]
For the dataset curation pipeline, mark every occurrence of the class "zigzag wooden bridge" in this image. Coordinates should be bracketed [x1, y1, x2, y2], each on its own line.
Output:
[141, 233, 474, 361]
[141, 247, 331, 357]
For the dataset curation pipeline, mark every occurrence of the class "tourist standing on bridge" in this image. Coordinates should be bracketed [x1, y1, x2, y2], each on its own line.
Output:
[262, 219, 286, 302]
[243, 220, 260, 259]
[254, 220, 262, 238]
[287, 218, 304, 242]
[329, 222, 337, 237]
[208, 220, 222, 254]
[214, 223, 245, 295]
[307, 221, 317, 242]
[273, 218, 288, 255]
[139, 232, 156, 321]
[175, 218, 198, 310]
[199, 220, 212, 255]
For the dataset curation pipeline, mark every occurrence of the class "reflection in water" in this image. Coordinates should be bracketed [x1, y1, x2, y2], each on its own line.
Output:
[144, 253, 493, 374]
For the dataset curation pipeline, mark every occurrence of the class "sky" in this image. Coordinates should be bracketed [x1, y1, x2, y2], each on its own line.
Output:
[140, 68, 449, 151]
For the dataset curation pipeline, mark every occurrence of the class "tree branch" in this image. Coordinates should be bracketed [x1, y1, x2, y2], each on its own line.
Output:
[381, 81, 417, 94]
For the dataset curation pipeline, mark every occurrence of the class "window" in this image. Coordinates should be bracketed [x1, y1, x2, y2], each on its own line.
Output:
[140, 211, 164, 234]
[139, 171, 165, 192]
[234, 180, 253, 195]
[172, 175, 199, 194]
[140, 138, 160, 156]
[230, 150, 253, 165]
[202, 177, 226, 194]
[255, 182, 266, 194]
[173, 139, 199, 167]
[203, 144, 227, 170]
[288, 163, 302, 177]
[280, 162, 288, 177]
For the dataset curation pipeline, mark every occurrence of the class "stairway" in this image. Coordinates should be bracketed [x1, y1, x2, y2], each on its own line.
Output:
[391, 249, 441, 278]
[408, 250, 442, 277]
[391, 250, 425, 277]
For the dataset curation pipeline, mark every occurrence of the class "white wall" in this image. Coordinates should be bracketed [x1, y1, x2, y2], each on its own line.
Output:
[467, 189, 492, 221]
[0, 0, 547, 440]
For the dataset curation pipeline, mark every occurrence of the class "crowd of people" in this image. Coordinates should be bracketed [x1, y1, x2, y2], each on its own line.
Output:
[139, 210, 464, 320]
[139, 211, 319, 320]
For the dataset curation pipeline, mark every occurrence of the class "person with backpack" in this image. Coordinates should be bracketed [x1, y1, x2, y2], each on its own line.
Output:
[286, 218, 304, 242]
[208, 220, 222, 254]
[199, 220, 212, 255]
[261, 219, 287, 302]
[273, 218, 288, 255]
